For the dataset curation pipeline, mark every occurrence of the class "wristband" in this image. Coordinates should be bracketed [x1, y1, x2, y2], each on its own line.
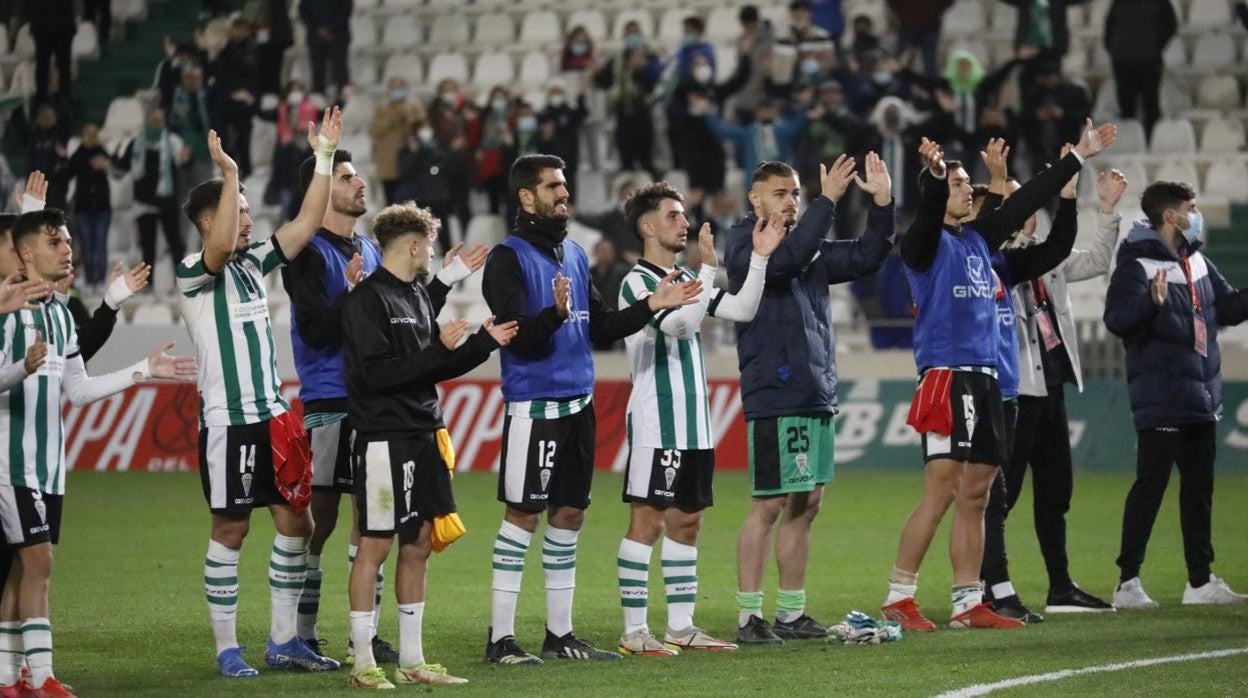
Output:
[129, 358, 152, 383]
[314, 134, 337, 175]
[104, 275, 135, 310]
[435, 256, 472, 285]
[21, 194, 44, 213]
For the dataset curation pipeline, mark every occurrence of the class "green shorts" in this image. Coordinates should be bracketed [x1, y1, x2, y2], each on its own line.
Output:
[747, 413, 835, 497]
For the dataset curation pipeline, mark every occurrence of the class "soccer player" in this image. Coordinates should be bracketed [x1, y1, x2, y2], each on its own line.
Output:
[341, 203, 519, 689]
[1106, 180, 1248, 608]
[883, 121, 1115, 631]
[482, 154, 701, 665]
[729, 155, 895, 645]
[178, 112, 345, 677]
[614, 183, 786, 656]
[0, 208, 196, 698]
[282, 150, 487, 662]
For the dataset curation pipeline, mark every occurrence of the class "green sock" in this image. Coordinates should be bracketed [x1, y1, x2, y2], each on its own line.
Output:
[736, 591, 763, 628]
[777, 589, 806, 623]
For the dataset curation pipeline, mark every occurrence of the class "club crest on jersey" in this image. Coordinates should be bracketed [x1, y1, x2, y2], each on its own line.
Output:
[664, 466, 677, 490]
[539, 468, 552, 491]
[405, 488, 412, 514]
[795, 453, 809, 477]
[241, 472, 253, 498]
[953, 255, 995, 298]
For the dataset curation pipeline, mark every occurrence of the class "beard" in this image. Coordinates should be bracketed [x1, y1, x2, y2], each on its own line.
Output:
[332, 194, 367, 218]
[535, 196, 570, 221]
[662, 238, 688, 254]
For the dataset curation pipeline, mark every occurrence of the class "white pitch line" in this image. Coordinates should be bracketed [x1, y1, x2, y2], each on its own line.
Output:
[935, 646, 1248, 698]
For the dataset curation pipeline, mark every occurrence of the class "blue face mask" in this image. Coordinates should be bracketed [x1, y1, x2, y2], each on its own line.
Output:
[570, 41, 589, 56]
[682, 33, 699, 47]
[1180, 210, 1204, 245]
[800, 58, 821, 75]
[390, 89, 408, 102]
[624, 34, 642, 49]
[517, 115, 538, 133]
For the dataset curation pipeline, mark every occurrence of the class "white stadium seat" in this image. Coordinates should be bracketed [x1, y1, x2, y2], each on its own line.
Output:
[989, 2, 1017, 33]
[383, 53, 424, 82]
[72, 21, 99, 59]
[1149, 118, 1197, 154]
[1191, 33, 1237, 70]
[1197, 75, 1241, 109]
[474, 14, 515, 45]
[428, 14, 471, 48]
[351, 16, 379, 46]
[943, 0, 987, 37]
[519, 11, 563, 47]
[1112, 119, 1149, 155]
[1163, 37, 1188, 70]
[566, 9, 608, 41]
[340, 94, 376, 134]
[1199, 117, 1246, 153]
[13, 25, 34, 58]
[351, 53, 378, 85]
[1203, 159, 1248, 202]
[518, 51, 552, 87]
[1187, 0, 1233, 29]
[464, 214, 508, 246]
[101, 97, 145, 141]
[381, 15, 421, 48]
[472, 51, 515, 88]
[1152, 159, 1199, 188]
[656, 8, 691, 43]
[427, 52, 470, 84]
[705, 7, 740, 42]
[7, 62, 35, 96]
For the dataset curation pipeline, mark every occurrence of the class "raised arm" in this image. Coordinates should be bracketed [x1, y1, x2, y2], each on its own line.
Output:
[1064, 168, 1126, 282]
[203, 130, 241, 274]
[900, 138, 951, 271]
[62, 342, 197, 406]
[273, 106, 343, 261]
[591, 268, 701, 344]
[820, 151, 896, 283]
[708, 214, 785, 322]
[1004, 197, 1078, 283]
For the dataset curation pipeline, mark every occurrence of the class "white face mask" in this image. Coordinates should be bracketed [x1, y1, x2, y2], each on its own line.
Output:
[417, 126, 434, 142]
[693, 65, 714, 83]
[287, 91, 305, 103]
[548, 94, 565, 107]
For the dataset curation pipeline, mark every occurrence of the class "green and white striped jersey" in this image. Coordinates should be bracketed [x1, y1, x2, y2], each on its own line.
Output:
[0, 300, 80, 495]
[619, 261, 722, 450]
[177, 238, 289, 427]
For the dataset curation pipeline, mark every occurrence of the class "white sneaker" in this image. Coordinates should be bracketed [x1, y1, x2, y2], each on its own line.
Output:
[1113, 577, 1159, 609]
[1182, 574, 1248, 605]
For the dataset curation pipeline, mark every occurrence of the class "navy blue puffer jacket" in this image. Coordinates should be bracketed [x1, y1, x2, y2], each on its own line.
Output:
[1103, 221, 1248, 429]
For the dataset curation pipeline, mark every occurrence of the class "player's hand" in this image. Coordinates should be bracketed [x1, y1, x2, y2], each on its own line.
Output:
[553, 272, 571, 318]
[346, 253, 364, 289]
[1059, 143, 1079, 199]
[819, 154, 857, 203]
[1074, 118, 1117, 160]
[207, 130, 238, 176]
[979, 138, 1010, 181]
[448, 242, 489, 273]
[23, 332, 46, 375]
[13, 170, 48, 210]
[1097, 168, 1128, 213]
[440, 319, 469, 349]
[752, 212, 787, 257]
[918, 137, 947, 177]
[697, 223, 718, 268]
[147, 341, 198, 381]
[647, 270, 702, 311]
[110, 262, 152, 294]
[853, 151, 893, 207]
[308, 105, 343, 151]
[0, 274, 48, 314]
[482, 316, 519, 347]
[1151, 269, 1168, 305]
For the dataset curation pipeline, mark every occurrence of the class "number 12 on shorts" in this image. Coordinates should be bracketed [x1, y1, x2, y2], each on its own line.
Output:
[538, 440, 557, 469]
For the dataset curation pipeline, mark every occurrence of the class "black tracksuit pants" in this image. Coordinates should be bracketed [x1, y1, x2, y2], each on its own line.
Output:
[1116, 422, 1216, 588]
[981, 398, 1018, 591]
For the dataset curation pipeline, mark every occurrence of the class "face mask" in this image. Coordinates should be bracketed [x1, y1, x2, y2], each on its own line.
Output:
[440, 90, 458, 104]
[800, 58, 821, 75]
[570, 41, 588, 56]
[287, 91, 305, 103]
[873, 71, 892, 85]
[682, 33, 699, 47]
[517, 115, 538, 133]
[624, 33, 642, 49]
[390, 89, 408, 102]
[1178, 210, 1204, 245]
[491, 97, 507, 112]
[693, 65, 714, 83]
[548, 94, 565, 108]
[418, 126, 434, 142]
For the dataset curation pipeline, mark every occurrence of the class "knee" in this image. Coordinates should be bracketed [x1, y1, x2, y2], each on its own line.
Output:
[18, 547, 52, 582]
[548, 507, 585, 531]
[398, 537, 431, 564]
[751, 499, 785, 528]
[212, 519, 250, 549]
[787, 491, 823, 524]
[626, 518, 663, 547]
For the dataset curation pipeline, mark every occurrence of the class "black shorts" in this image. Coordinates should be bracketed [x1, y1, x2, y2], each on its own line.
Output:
[353, 433, 455, 538]
[498, 406, 595, 512]
[0, 486, 63, 548]
[198, 420, 288, 517]
[309, 415, 354, 492]
[921, 371, 1008, 467]
[623, 446, 714, 510]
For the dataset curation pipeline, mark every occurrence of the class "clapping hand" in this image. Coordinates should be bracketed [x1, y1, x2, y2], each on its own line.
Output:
[819, 154, 857, 203]
[751, 212, 787, 256]
[0, 274, 48, 314]
[1097, 169, 1128, 213]
[853, 151, 893, 206]
[23, 332, 46, 375]
[483, 316, 519, 347]
[918, 137, 946, 177]
[980, 138, 1010, 182]
[647, 270, 702, 310]
[1073, 118, 1117, 159]
[697, 223, 718, 268]
[146, 342, 198, 381]
[308, 106, 343, 151]
[440, 319, 469, 349]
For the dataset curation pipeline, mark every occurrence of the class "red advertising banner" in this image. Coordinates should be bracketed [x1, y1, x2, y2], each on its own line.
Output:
[61, 380, 751, 473]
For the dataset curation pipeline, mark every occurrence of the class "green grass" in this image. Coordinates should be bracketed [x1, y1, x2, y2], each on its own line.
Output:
[55, 470, 1248, 696]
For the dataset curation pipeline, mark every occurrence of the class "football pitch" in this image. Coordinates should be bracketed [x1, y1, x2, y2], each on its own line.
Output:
[57, 470, 1248, 696]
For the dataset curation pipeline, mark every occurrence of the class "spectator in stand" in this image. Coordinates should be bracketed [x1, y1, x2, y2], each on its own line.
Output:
[1021, 62, 1090, 171]
[67, 124, 113, 292]
[248, 0, 295, 97]
[561, 25, 596, 72]
[670, 52, 752, 200]
[27, 0, 76, 101]
[116, 104, 190, 289]
[210, 17, 260, 179]
[808, 0, 844, 42]
[578, 175, 641, 265]
[846, 14, 882, 70]
[84, 0, 112, 47]
[858, 50, 915, 113]
[428, 79, 475, 236]
[538, 84, 589, 196]
[477, 86, 515, 216]
[888, 0, 955, 77]
[265, 80, 317, 217]
[783, 0, 836, 58]
[370, 76, 424, 205]
[1104, 0, 1176, 143]
[168, 64, 214, 195]
[674, 16, 717, 80]
[734, 5, 777, 124]
[590, 238, 629, 350]
[299, 0, 352, 99]
[593, 22, 662, 176]
[26, 103, 70, 211]
[867, 96, 927, 215]
[1000, 0, 1088, 86]
[797, 81, 874, 237]
[700, 97, 814, 193]
[394, 123, 454, 241]
[154, 36, 205, 109]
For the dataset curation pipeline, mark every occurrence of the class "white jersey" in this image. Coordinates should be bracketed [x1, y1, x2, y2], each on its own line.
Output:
[0, 300, 78, 494]
[620, 261, 725, 450]
[177, 238, 289, 427]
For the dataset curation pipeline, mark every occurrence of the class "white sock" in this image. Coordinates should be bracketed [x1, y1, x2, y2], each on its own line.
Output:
[373, 566, 385, 639]
[952, 583, 984, 616]
[661, 537, 698, 633]
[269, 533, 309, 644]
[491, 521, 531, 642]
[205, 539, 241, 655]
[885, 581, 917, 606]
[398, 602, 424, 667]
[991, 581, 1016, 600]
[297, 553, 322, 641]
[349, 610, 376, 669]
[543, 526, 579, 637]
[20, 618, 51, 687]
[617, 538, 652, 634]
[0, 621, 22, 685]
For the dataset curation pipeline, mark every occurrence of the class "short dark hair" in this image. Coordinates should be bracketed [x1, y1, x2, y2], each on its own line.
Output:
[509, 154, 566, 202]
[790, 0, 812, 11]
[751, 160, 797, 184]
[918, 160, 965, 194]
[0, 214, 16, 241]
[1140, 180, 1196, 229]
[299, 149, 354, 193]
[183, 179, 247, 232]
[682, 16, 705, 33]
[739, 6, 759, 23]
[624, 181, 684, 241]
[12, 209, 68, 247]
[372, 201, 440, 249]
